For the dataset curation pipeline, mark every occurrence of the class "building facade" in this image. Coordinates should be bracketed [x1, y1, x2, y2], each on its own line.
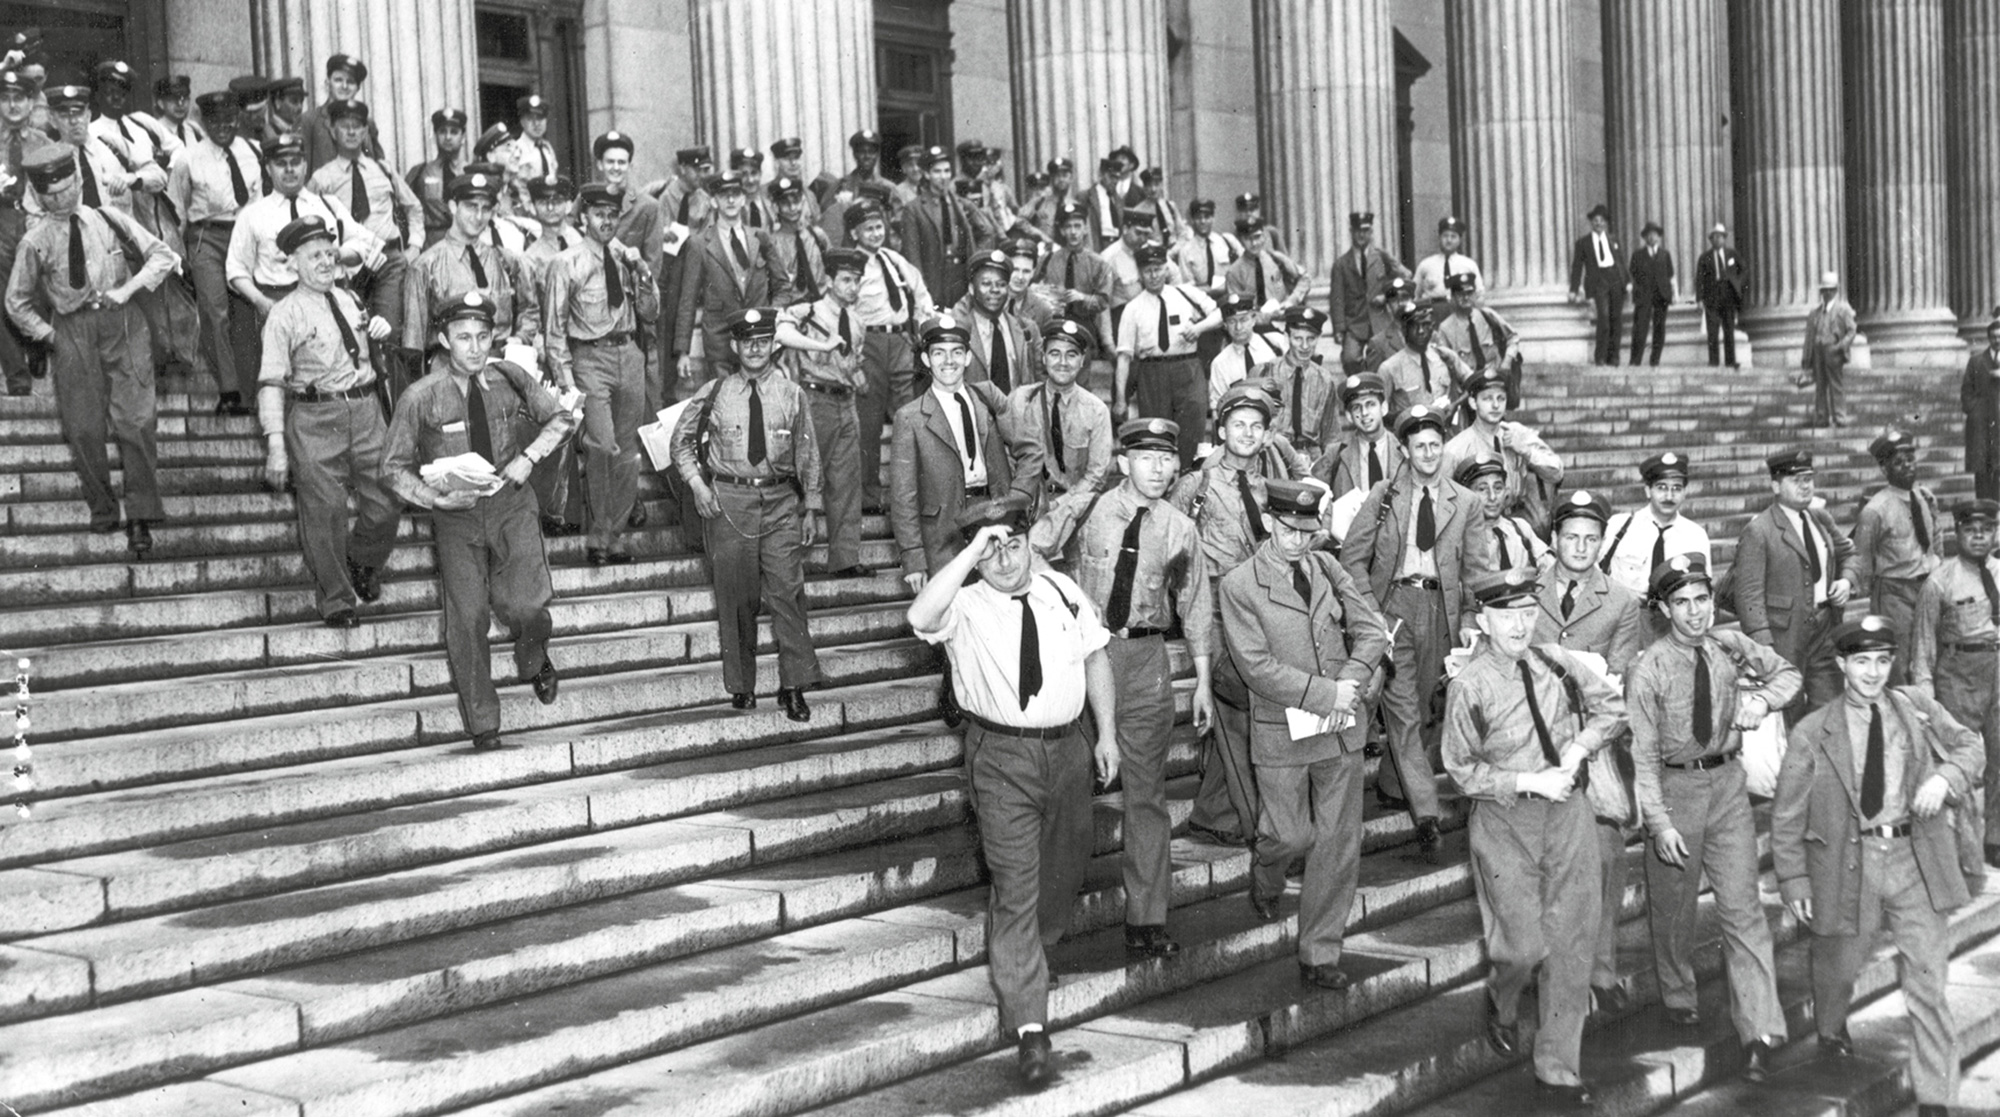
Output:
[65, 0, 1992, 365]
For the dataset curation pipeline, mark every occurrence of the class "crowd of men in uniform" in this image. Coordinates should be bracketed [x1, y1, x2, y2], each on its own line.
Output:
[4, 34, 1997, 1115]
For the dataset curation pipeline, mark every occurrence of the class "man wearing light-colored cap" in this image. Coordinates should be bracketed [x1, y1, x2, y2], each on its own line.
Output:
[1442, 565, 1625, 1108]
[1694, 223, 1746, 368]
[1801, 270, 1857, 427]
[1854, 429, 1941, 686]
[1910, 499, 2000, 869]
[402, 170, 538, 355]
[1960, 316, 2000, 500]
[1734, 447, 1858, 722]
[1774, 615, 1981, 1117]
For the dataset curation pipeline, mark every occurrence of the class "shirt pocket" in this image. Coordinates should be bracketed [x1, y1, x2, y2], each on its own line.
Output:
[1950, 595, 1990, 631]
[768, 426, 795, 464]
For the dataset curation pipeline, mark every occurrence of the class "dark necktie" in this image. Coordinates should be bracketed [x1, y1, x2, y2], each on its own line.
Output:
[747, 378, 767, 465]
[1290, 367, 1304, 439]
[349, 160, 370, 220]
[1203, 239, 1214, 283]
[1237, 469, 1268, 542]
[1418, 349, 1433, 394]
[1255, 255, 1267, 306]
[5, 129, 18, 182]
[465, 244, 487, 288]
[1560, 579, 1577, 620]
[794, 230, 820, 301]
[1064, 251, 1075, 291]
[1861, 702, 1886, 819]
[1156, 293, 1171, 353]
[1105, 506, 1148, 630]
[989, 318, 1011, 391]
[1015, 593, 1043, 709]
[731, 229, 752, 270]
[1470, 318, 1488, 369]
[1693, 645, 1713, 747]
[1977, 559, 2000, 628]
[467, 375, 495, 464]
[1519, 660, 1563, 768]
[1910, 490, 1931, 552]
[881, 255, 904, 314]
[1367, 439, 1383, 488]
[537, 143, 549, 177]
[1048, 390, 1065, 471]
[1292, 561, 1314, 607]
[67, 214, 87, 288]
[79, 152, 101, 207]
[939, 195, 954, 246]
[955, 392, 979, 472]
[1800, 511, 1824, 590]
[675, 190, 692, 225]
[603, 245, 625, 308]
[1494, 526, 1512, 568]
[226, 144, 250, 205]
[838, 308, 854, 353]
[1650, 523, 1668, 582]
[327, 292, 361, 371]
[1417, 487, 1436, 551]
[289, 194, 300, 222]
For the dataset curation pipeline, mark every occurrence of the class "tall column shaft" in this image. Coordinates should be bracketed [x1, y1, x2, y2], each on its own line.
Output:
[690, 0, 876, 173]
[252, 0, 477, 171]
[1445, 0, 1575, 300]
[1603, 0, 1731, 267]
[1947, 2, 2000, 334]
[1845, 0, 1962, 363]
[1007, 0, 1170, 181]
[1254, 0, 1396, 276]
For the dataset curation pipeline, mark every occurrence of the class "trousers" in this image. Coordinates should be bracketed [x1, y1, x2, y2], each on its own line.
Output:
[702, 481, 821, 694]
[1373, 581, 1448, 822]
[285, 395, 401, 617]
[433, 484, 553, 736]
[190, 222, 260, 398]
[50, 303, 162, 527]
[1254, 752, 1364, 966]
[1108, 633, 1176, 927]
[572, 337, 645, 549]
[802, 386, 865, 570]
[856, 329, 913, 509]
[1130, 354, 1205, 470]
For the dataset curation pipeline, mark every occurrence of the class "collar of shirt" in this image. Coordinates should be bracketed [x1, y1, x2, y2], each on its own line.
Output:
[931, 384, 968, 409]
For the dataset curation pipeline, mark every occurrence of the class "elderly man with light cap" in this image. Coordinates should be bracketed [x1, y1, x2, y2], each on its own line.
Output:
[908, 493, 1119, 1090]
[257, 214, 400, 627]
[1442, 565, 1626, 1109]
[1800, 270, 1857, 427]
[1222, 476, 1390, 989]
[382, 291, 573, 750]
[1628, 552, 1796, 1078]
[1774, 614, 1983, 1117]
[1909, 498, 2000, 870]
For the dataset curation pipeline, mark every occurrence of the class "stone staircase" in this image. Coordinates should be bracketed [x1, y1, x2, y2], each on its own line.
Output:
[0, 362, 1983, 1117]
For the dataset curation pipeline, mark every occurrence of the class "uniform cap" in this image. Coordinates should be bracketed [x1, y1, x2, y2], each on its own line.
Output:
[726, 307, 778, 341]
[919, 313, 972, 348]
[275, 216, 336, 255]
[1470, 567, 1541, 609]
[1639, 451, 1689, 484]
[1766, 447, 1814, 478]
[471, 122, 511, 160]
[954, 138, 985, 159]
[20, 144, 77, 190]
[525, 174, 576, 202]
[1384, 276, 1412, 300]
[1118, 417, 1179, 454]
[1348, 211, 1375, 229]
[92, 60, 133, 88]
[1043, 317, 1096, 353]
[921, 145, 952, 168]
[1464, 366, 1509, 399]
[1139, 166, 1164, 185]
[967, 248, 1011, 281]
[1339, 372, 1389, 407]
[1046, 156, 1074, 174]
[706, 171, 746, 195]
[1832, 615, 1898, 655]
[673, 145, 710, 166]
[1649, 552, 1713, 602]
[261, 134, 305, 161]
[1551, 489, 1612, 529]
[1219, 292, 1257, 318]
[435, 290, 496, 328]
[1438, 215, 1466, 234]
[955, 494, 1033, 542]
[1394, 404, 1451, 442]
[1280, 304, 1327, 334]
[822, 247, 868, 277]
[898, 144, 926, 164]
[1867, 428, 1917, 461]
[1954, 498, 2000, 524]
[326, 99, 370, 125]
[769, 137, 803, 158]
[269, 77, 306, 98]
[194, 90, 235, 116]
[0, 69, 27, 97]
[1133, 241, 1168, 268]
[227, 74, 271, 106]
[729, 146, 763, 169]
[1025, 171, 1050, 190]
[155, 74, 191, 98]
[1444, 271, 1479, 294]
[592, 131, 634, 161]
[1187, 197, 1215, 218]
[1234, 192, 1260, 210]
[430, 107, 468, 130]
[576, 181, 620, 209]
[766, 174, 803, 201]
[324, 53, 367, 82]
[1263, 479, 1328, 526]
[843, 199, 886, 232]
[1453, 452, 1506, 487]
[1216, 381, 1276, 423]
[446, 171, 500, 203]
[854, 180, 893, 204]
[45, 83, 90, 110]
[1054, 201, 1087, 225]
[1235, 215, 1265, 236]
[515, 93, 548, 117]
[848, 129, 882, 150]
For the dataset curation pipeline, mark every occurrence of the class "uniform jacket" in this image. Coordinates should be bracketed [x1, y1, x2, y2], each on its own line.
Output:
[1221, 542, 1392, 765]
[1732, 501, 1860, 666]
[1772, 687, 1982, 935]
[951, 293, 1043, 391]
[1961, 347, 2000, 477]
[899, 185, 981, 309]
[1326, 243, 1412, 344]
[674, 222, 779, 357]
[889, 388, 1016, 578]
[1568, 230, 1630, 297]
[1311, 431, 1406, 502]
[1532, 566, 1644, 679]
[995, 380, 1108, 505]
[1629, 245, 1674, 304]
[1340, 470, 1494, 636]
[1694, 244, 1746, 309]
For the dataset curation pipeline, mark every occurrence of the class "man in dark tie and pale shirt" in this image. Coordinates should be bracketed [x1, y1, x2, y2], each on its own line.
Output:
[1568, 203, 1630, 366]
[1114, 242, 1222, 468]
[849, 198, 933, 512]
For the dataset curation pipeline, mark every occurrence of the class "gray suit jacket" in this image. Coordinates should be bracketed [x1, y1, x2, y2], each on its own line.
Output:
[889, 388, 1016, 578]
[1731, 502, 1859, 666]
[1340, 470, 1493, 637]
[1532, 566, 1645, 678]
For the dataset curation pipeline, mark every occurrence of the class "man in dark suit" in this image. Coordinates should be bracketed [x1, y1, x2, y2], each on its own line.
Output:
[1568, 203, 1630, 366]
[1627, 221, 1675, 367]
[1732, 448, 1860, 722]
[1773, 616, 1982, 1117]
[899, 146, 980, 312]
[1959, 317, 2000, 500]
[890, 313, 1017, 590]
[1326, 211, 1412, 376]
[1694, 223, 1747, 368]
[674, 172, 778, 385]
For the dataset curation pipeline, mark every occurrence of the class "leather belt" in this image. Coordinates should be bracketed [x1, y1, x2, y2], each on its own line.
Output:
[1948, 642, 2000, 654]
[570, 332, 631, 347]
[290, 382, 376, 402]
[712, 472, 790, 488]
[865, 323, 905, 334]
[965, 485, 990, 498]
[1663, 748, 1739, 771]
[1137, 353, 1194, 363]
[961, 712, 1080, 740]
[1860, 822, 1912, 839]
[800, 380, 851, 397]
[1393, 575, 1441, 590]
[1114, 626, 1167, 639]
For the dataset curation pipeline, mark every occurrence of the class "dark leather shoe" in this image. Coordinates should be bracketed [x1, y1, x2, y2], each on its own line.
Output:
[627, 504, 649, 528]
[1533, 1079, 1594, 1110]
[540, 515, 581, 538]
[1818, 1027, 1854, 1058]
[1591, 983, 1630, 1016]
[1123, 924, 1181, 958]
[529, 657, 559, 705]
[828, 564, 877, 578]
[125, 520, 153, 559]
[779, 686, 810, 722]
[1187, 824, 1243, 848]
[1375, 786, 1409, 810]
[730, 692, 756, 710]
[347, 562, 381, 603]
[1248, 891, 1279, 922]
[471, 731, 502, 750]
[939, 675, 963, 727]
[1744, 1037, 1775, 1082]
[1484, 999, 1519, 1057]
[587, 548, 634, 566]
[1016, 1029, 1054, 1088]
[1415, 816, 1441, 864]
[90, 519, 124, 534]
[1299, 962, 1351, 990]
[324, 608, 360, 629]
[1665, 1007, 1701, 1028]
[1986, 843, 2000, 870]
[213, 392, 241, 415]
[1917, 1105, 1951, 1117]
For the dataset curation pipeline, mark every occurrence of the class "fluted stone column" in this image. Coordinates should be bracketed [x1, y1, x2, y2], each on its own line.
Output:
[1007, 0, 1170, 183]
[1735, 0, 1847, 363]
[252, 0, 478, 171]
[1444, 0, 1588, 360]
[1254, 0, 1397, 277]
[1947, 2, 2000, 337]
[690, 0, 876, 174]
[1603, 0, 1731, 268]
[1845, 0, 1963, 364]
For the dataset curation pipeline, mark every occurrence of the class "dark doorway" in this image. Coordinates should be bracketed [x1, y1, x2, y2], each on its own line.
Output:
[875, 0, 951, 185]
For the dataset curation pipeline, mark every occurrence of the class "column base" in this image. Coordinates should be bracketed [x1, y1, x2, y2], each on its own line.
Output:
[1857, 309, 1968, 367]
[1607, 305, 1756, 370]
[1960, 316, 1998, 346]
[1741, 306, 1874, 371]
